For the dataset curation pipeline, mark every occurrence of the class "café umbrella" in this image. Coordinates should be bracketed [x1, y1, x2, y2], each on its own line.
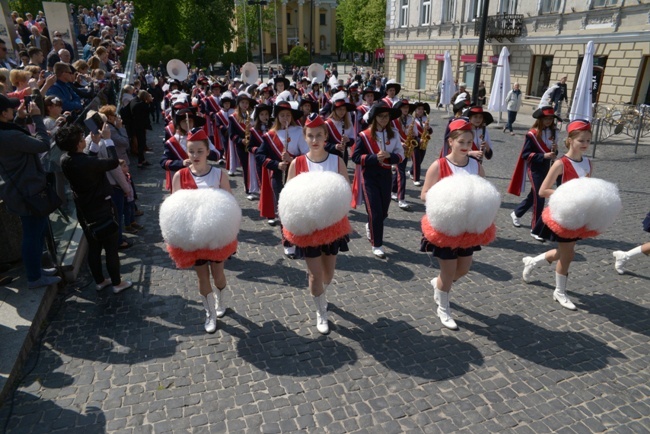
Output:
[487, 47, 511, 125]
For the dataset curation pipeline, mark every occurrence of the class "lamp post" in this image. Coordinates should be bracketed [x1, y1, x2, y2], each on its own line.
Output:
[309, 0, 313, 65]
[243, 0, 249, 61]
[472, 0, 490, 106]
[249, 0, 268, 79]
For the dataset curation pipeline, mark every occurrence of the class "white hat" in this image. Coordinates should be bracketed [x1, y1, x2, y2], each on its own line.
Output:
[275, 90, 292, 102]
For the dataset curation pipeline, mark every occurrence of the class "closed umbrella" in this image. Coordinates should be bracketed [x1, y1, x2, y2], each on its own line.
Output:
[487, 47, 511, 125]
[570, 41, 595, 121]
[440, 51, 455, 112]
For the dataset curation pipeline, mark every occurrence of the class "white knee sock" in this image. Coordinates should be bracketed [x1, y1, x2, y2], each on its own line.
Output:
[531, 252, 548, 265]
[625, 246, 643, 258]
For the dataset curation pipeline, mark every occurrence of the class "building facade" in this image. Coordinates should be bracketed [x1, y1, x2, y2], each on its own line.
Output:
[384, 0, 650, 108]
[233, 0, 337, 58]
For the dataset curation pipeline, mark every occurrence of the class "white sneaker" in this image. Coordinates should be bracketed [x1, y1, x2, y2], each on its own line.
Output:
[391, 193, 398, 201]
[113, 280, 133, 294]
[213, 289, 226, 318]
[365, 223, 371, 240]
[41, 267, 58, 276]
[413, 181, 422, 187]
[372, 246, 386, 259]
[228, 171, 236, 176]
[406, 170, 412, 179]
[398, 200, 410, 210]
[553, 289, 577, 311]
[284, 245, 296, 258]
[510, 211, 521, 228]
[96, 278, 111, 291]
[612, 251, 628, 275]
[246, 194, 255, 201]
[113, 280, 132, 294]
[267, 218, 277, 226]
[522, 257, 536, 283]
[530, 232, 545, 242]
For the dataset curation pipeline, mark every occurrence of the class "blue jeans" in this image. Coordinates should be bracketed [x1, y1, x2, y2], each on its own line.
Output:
[505, 110, 518, 132]
[20, 215, 48, 282]
[124, 200, 135, 226]
[110, 186, 125, 244]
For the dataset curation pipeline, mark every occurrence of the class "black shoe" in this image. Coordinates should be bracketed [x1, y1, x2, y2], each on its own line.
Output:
[118, 241, 133, 250]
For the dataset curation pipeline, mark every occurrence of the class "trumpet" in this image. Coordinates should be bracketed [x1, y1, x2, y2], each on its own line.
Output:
[419, 119, 430, 151]
[403, 117, 418, 159]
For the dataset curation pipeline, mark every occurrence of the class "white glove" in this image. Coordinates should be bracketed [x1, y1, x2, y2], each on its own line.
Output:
[88, 141, 100, 153]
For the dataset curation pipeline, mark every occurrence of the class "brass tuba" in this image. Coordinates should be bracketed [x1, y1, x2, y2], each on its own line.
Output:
[166, 59, 188, 82]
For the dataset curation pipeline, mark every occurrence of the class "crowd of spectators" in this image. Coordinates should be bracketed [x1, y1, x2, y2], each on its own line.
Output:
[0, 1, 140, 291]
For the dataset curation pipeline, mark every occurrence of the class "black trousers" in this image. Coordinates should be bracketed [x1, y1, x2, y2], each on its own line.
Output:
[514, 170, 546, 228]
[410, 147, 426, 182]
[80, 202, 121, 285]
[391, 158, 408, 201]
[235, 144, 251, 193]
[363, 170, 392, 247]
[135, 130, 147, 164]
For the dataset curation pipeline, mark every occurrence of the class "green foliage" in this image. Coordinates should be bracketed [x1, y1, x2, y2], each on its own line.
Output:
[222, 47, 248, 67]
[336, 0, 385, 52]
[233, 0, 278, 56]
[289, 46, 309, 67]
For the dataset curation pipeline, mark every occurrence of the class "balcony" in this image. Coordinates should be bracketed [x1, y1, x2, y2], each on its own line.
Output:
[474, 14, 523, 42]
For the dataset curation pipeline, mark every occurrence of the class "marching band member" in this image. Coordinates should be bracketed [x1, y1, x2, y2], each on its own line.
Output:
[249, 103, 273, 195]
[440, 94, 471, 157]
[202, 81, 226, 153]
[324, 91, 356, 165]
[409, 101, 432, 187]
[167, 127, 236, 333]
[214, 92, 235, 168]
[382, 79, 401, 107]
[348, 82, 361, 107]
[255, 101, 304, 257]
[298, 95, 319, 126]
[160, 108, 220, 191]
[356, 86, 379, 135]
[463, 105, 494, 162]
[282, 113, 351, 334]
[420, 117, 499, 330]
[522, 120, 621, 311]
[229, 92, 258, 196]
[390, 99, 413, 210]
[308, 79, 326, 109]
[273, 77, 290, 100]
[257, 83, 274, 105]
[507, 106, 560, 240]
[352, 101, 404, 259]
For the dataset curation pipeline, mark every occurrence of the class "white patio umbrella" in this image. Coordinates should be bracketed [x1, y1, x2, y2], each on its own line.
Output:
[440, 51, 455, 112]
[487, 47, 511, 125]
[570, 40, 596, 121]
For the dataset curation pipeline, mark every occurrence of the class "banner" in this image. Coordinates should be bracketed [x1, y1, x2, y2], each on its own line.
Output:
[0, 0, 16, 57]
[42, 2, 77, 52]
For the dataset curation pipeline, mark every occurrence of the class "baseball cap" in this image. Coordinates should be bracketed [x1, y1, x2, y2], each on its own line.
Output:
[0, 95, 21, 111]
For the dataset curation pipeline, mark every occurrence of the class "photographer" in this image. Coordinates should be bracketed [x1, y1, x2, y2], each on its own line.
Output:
[56, 124, 132, 293]
[46, 62, 84, 113]
[0, 95, 62, 289]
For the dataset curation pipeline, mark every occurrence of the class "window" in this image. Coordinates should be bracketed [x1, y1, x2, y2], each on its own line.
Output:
[400, 0, 409, 27]
[467, 0, 485, 21]
[397, 59, 406, 83]
[540, 0, 562, 13]
[287, 13, 291, 25]
[592, 0, 619, 7]
[417, 60, 427, 90]
[320, 13, 326, 26]
[421, 0, 431, 25]
[499, 0, 517, 14]
[528, 55, 554, 98]
[441, 0, 456, 23]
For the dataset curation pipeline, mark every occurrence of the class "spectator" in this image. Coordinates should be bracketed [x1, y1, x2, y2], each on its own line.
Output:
[46, 62, 83, 112]
[0, 95, 62, 288]
[503, 82, 522, 136]
[15, 18, 31, 46]
[129, 90, 152, 169]
[46, 37, 65, 71]
[99, 104, 130, 165]
[477, 80, 486, 107]
[27, 47, 44, 69]
[58, 48, 71, 64]
[0, 39, 18, 70]
[56, 124, 132, 293]
[51, 31, 75, 62]
[553, 76, 568, 115]
[83, 36, 95, 61]
[29, 26, 51, 55]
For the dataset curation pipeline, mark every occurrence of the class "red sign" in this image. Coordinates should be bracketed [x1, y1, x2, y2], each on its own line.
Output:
[375, 48, 385, 59]
[434, 54, 445, 61]
[394, 53, 406, 60]
[461, 54, 477, 63]
[414, 54, 427, 60]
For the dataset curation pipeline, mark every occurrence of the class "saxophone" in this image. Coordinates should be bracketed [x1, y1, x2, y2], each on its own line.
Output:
[242, 112, 252, 152]
[419, 119, 430, 151]
[403, 117, 418, 159]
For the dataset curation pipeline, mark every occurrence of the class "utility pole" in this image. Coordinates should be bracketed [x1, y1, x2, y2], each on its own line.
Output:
[309, 0, 313, 64]
[472, 0, 490, 105]
[249, 0, 268, 78]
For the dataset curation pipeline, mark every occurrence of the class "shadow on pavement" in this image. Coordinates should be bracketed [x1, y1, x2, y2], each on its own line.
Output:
[455, 306, 626, 371]
[574, 292, 650, 337]
[220, 311, 358, 377]
[330, 304, 484, 381]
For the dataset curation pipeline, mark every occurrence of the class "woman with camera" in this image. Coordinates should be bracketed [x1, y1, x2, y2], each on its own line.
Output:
[56, 124, 132, 294]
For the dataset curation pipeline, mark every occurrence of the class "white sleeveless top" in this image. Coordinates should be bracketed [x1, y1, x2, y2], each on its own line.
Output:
[192, 166, 222, 189]
[566, 157, 591, 178]
[305, 153, 339, 173]
[445, 157, 480, 176]
[280, 126, 309, 156]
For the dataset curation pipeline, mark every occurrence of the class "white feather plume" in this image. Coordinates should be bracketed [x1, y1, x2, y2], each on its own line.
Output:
[425, 174, 501, 235]
[548, 177, 621, 232]
[159, 189, 241, 251]
[279, 171, 351, 236]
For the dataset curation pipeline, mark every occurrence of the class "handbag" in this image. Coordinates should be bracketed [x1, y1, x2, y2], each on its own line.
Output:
[0, 158, 61, 217]
[643, 211, 650, 233]
[87, 214, 119, 240]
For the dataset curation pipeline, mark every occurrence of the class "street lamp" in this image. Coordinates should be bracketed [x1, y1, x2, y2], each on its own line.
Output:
[249, 0, 268, 79]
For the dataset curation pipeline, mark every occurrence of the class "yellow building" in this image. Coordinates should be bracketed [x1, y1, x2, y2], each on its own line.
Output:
[384, 0, 650, 107]
[232, 0, 338, 58]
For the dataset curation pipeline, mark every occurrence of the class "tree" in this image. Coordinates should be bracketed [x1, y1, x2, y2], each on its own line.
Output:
[289, 46, 309, 67]
[355, 0, 386, 52]
[233, 0, 278, 61]
[336, 0, 364, 54]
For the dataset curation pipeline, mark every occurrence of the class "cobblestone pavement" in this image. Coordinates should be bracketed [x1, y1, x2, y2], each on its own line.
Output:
[2, 115, 649, 434]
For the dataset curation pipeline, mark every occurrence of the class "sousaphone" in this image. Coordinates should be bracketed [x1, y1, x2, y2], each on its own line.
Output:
[307, 63, 325, 84]
[167, 59, 188, 81]
[241, 62, 259, 85]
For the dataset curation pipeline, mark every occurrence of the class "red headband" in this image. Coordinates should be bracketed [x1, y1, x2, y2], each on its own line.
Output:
[449, 118, 472, 132]
[187, 128, 208, 142]
[305, 113, 325, 128]
[332, 99, 348, 108]
[467, 106, 484, 114]
[541, 107, 555, 117]
[567, 120, 591, 133]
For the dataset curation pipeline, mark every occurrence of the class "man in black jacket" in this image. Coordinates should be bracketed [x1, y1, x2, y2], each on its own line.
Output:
[553, 76, 568, 115]
[129, 90, 153, 168]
